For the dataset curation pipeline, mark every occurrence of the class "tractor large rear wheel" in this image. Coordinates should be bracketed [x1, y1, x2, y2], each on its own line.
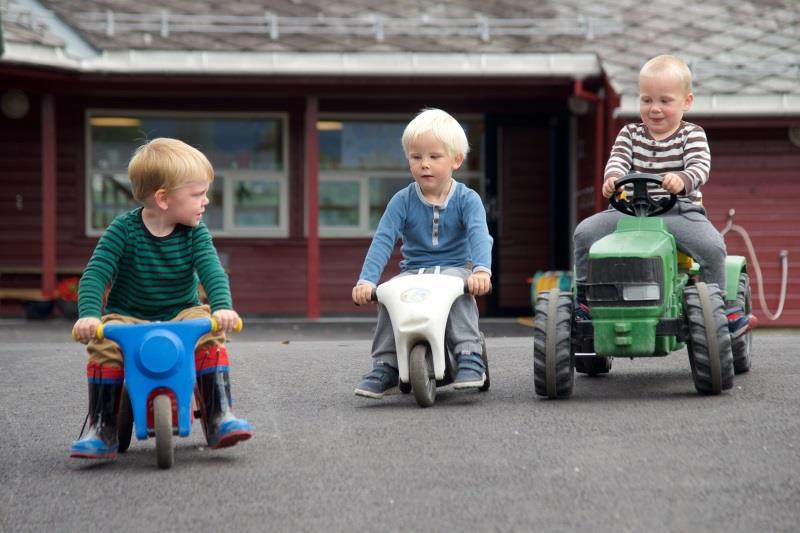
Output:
[684, 283, 734, 395]
[731, 272, 753, 374]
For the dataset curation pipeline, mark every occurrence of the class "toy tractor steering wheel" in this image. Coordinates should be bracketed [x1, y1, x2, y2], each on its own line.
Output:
[609, 172, 678, 217]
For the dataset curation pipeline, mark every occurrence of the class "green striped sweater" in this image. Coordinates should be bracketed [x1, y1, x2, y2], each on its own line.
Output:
[78, 208, 232, 321]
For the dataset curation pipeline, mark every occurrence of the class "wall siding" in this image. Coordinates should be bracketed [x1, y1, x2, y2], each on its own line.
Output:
[702, 126, 800, 326]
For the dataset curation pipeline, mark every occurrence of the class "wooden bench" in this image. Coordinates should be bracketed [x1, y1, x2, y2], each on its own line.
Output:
[0, 265, 84, 302]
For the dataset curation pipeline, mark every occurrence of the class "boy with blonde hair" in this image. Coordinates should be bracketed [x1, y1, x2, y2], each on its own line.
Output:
[70, 138, 252, 459]
[574, 54, 754, 337]
[352, 108, 493, 398]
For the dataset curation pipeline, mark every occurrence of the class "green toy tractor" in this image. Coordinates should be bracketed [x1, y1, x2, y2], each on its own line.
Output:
[533, 173, 753, 398]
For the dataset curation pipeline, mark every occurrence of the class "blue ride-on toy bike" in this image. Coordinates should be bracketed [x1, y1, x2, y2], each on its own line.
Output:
[71, 318, 250, 469]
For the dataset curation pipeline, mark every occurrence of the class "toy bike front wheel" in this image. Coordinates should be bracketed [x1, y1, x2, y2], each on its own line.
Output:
[153, 394, 174, 469]
[409, 343, 436, 407]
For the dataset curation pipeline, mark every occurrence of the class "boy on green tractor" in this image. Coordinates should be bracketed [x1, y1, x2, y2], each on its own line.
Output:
[533, 55, 755, 399]
[532, 173, 753, 398]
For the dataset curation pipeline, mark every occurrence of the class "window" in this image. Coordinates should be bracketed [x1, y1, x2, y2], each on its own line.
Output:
[317, 116, 484, 237]
[86, 112, 288, 237]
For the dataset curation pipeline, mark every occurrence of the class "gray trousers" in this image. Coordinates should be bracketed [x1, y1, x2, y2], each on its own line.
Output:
[574, 199, 727, 293]
[371, 267, 482, 368]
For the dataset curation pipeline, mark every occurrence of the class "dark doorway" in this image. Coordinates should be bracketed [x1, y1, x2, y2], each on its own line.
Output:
[484, 113, 571, 316]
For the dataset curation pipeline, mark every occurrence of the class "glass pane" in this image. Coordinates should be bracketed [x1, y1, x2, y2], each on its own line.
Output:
[90, 172, 137, 229]
[319, 118, 484, 173]
[233, 180, 280, 227]
[368, 177, 412, 230]
[319, 121, 407, 171]
[89, 115, 284, 231]
[203, 178, 224, 230]
[320, 181, 359, 227]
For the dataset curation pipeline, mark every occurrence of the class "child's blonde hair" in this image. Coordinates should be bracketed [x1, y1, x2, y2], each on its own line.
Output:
[401, 108, 469, 158]
[127, 138, 214, 202]
[639, 55, 693, 96]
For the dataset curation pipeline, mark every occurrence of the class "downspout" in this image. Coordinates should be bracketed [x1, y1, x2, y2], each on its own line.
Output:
[572, 79, 605, 213]
[603, 78, 622, 166]
[41, 94, 56, 299]
[305, 96, 320, 319]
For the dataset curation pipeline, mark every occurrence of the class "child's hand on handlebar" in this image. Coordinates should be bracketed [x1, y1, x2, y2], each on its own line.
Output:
[212, 309, 241, 333]
[467, 271, 491, 296]
[73, 317, 102, 344]
[602, 176, 619, 199]
[661, 172, 685, 195]
[352, 283, 375, 306]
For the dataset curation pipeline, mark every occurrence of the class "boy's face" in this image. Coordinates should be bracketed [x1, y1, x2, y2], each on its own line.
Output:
[639, 73, 693, 140]
[406, 132, 464, 197]
[164, 180, 210, 227]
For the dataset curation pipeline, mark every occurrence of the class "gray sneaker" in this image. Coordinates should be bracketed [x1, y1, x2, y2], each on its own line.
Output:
[354, 363, 399, 399]
[453, 352, 486, 389]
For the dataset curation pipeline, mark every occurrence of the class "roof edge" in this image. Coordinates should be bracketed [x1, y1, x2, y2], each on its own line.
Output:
[1, 43, 601, 78]
[618, 94, 800, 118]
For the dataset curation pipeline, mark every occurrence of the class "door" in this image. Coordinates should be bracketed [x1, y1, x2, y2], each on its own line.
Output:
[484, 114, 571, 316]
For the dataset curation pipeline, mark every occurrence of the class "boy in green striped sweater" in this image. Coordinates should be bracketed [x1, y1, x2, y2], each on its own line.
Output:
[70, 138, 252, 460]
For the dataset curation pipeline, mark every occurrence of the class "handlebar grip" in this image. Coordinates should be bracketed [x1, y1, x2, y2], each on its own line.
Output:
[210, 317, 243, 333]
[72, 323, 104, 342]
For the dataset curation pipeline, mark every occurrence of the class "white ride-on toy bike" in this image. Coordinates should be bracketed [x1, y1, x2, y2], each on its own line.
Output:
[373, 270, 490, 407]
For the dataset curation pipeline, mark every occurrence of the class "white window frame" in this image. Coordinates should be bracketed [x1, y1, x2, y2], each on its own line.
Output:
[315, 113, 485, 238]
[85, 110, 289, 238]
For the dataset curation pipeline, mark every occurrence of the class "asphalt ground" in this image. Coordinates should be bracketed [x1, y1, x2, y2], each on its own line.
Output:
[1, 319, 798, 532]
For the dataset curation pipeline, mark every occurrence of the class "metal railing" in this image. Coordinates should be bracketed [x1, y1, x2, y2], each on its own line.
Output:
[55, 10, 623, 42]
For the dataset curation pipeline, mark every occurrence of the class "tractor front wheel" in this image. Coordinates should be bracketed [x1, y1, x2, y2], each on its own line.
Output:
[533, 289, 575, 399]
[684, 283, 734, 395]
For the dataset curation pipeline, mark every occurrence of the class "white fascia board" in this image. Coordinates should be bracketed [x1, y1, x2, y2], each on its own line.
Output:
[618, 93, 800, 118]
[2, 43, 600, 78]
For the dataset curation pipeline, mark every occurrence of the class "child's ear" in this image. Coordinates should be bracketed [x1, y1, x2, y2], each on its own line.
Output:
[683, 92, 694, 111]
[452, 153, 465, 171]
[154, 188, 170, 210]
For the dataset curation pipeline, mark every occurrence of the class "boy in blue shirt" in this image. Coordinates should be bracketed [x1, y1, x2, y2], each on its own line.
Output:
[352, 108, 493, 398]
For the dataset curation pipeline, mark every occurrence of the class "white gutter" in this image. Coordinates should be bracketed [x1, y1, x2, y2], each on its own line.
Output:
[618, 93, 800, 118]
[2, 43, 601, 78]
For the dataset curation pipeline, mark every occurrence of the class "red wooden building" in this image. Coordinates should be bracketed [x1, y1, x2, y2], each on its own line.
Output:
[1, 1, 798, 325]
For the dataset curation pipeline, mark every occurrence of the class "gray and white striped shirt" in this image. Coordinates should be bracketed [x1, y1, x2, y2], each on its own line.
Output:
[604, 121, 711, 202]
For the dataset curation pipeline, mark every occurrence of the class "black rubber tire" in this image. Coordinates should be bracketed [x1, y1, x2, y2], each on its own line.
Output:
[533, 289, 574, 398]
[153, 394, 174, 469]
[731, 272, 753, 374]
[409, 343, 436, 407]
[116, 385, 133, 453]
[575, 355, 612, 375]
[479, 333, 490, 392]
[684, 283, 734, 395]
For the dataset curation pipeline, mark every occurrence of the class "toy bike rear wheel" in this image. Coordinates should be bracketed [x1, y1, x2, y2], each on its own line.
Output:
[479, 333, 490, 392]
[684, 283, 734, 395]
[117, 385, 133, 453]
[153, 394, 174, 469]
[410, 343, 436, 407]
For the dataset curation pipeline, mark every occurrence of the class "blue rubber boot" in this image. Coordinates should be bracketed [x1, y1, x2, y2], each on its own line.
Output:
[70, 382, 121, 460]
[198, 370, 253, 449]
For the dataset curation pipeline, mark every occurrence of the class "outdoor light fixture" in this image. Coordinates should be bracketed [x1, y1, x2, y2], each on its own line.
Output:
[1, 90, 30, 119]
[789, 126, 800, 148]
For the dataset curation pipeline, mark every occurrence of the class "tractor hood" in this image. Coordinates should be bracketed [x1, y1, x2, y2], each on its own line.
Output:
[589, 216, 675, 259]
